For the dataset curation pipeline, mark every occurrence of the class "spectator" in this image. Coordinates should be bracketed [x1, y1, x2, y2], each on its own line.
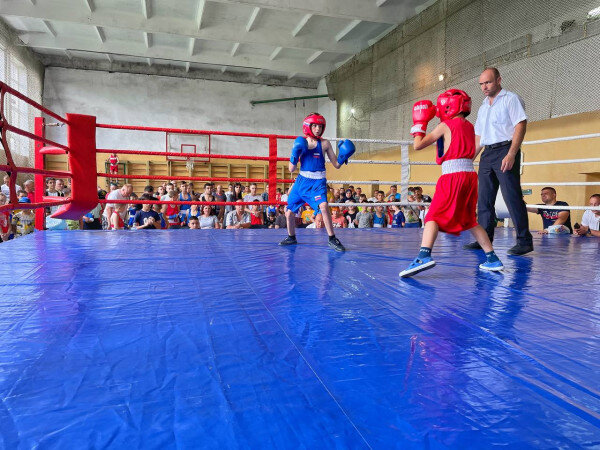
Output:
[243, 183, 262, 203]
[413, 186, 431, 203]
[108, 153, 119, 175]
[226, 200, 251, 229]
[133, 195, 161, 229]
[200, 205, 221, 229]
[153, 203, 167, 229]
[274, 205, 287, 229]
[331, 207, 347, 228]
[574, 194, 600, 237]
[402, 195, 421, 228]
[527, 187, 572, 234]
[82, 189, 104, 230]
[200, 183, 213, 203]
[333, 188, 342, 204]
[156, 185, 166, 199]
[161, 183, 175, 201]
[249, 200, 264, 228]
[144, 185, 154, 197]
[343, 189, 354, 203]
[127, 193, 138, 228]
[163, 190, 181, 229]
[0, 193, 11, 241]
[11, 195, 35, 237]
[275, 188, 282, 202]
[355, 187, 363, 201]
[345, 204, 358, 228]
[307, 213, 325, 229]
[104, 183, 133, 230]
[386, 184, 401, 201]
[214, 184, 227, 221]
[55, 179, 67, 195]
[356, 203, 374, 228]
[109, 181, 119, 191]
[178, 182, 192, 224]
[23, 180, 35, 199]
[301, 206, 315, 227]
[1, 174, 21, 197]
[390, 204, 406, 228]
[281, 187, 290, 203]
[373, 205, 387, 228]
[188, 216, 200, 229]
[44, 177, 67, 230]
[187, 203, 202, 223]
[265, 210, 277, 228]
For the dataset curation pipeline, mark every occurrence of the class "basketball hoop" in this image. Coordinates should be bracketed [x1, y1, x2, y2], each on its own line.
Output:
[185, 158, 195, 172]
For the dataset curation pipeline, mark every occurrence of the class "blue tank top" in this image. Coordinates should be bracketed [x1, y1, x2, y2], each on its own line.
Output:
[299, 140, 326, 172]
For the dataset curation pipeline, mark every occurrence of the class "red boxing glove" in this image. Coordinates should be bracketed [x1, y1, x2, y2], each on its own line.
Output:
[411, 100, 436, 137]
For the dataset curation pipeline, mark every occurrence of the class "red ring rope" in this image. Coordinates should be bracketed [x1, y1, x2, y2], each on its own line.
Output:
[97, 172, 295, 184]
[96, 148, 288, 162]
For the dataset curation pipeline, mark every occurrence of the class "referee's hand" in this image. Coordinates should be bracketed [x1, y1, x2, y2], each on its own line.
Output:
[501, 154, 516, 172]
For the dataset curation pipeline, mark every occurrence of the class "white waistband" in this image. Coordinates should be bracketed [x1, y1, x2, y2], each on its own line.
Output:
[441, 158, 475, 175]
[299, 170, 326, 179]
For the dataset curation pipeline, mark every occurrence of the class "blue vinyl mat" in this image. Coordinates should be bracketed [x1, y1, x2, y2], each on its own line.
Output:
[0, 228, 599, 448]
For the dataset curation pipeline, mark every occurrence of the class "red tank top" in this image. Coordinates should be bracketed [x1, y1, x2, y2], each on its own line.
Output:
[436, 117, 475, 165]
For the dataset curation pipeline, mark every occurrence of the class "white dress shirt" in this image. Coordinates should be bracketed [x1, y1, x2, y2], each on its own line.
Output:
[474, 89, 527, 146]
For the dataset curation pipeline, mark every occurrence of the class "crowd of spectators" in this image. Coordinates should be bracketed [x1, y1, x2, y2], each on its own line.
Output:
[1, 173, 599, 240]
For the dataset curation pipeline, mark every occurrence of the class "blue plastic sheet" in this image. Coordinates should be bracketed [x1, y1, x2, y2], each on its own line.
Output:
[0, 229, 599, 448]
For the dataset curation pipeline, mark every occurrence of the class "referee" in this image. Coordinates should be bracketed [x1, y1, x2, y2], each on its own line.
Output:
[464, 67, 534, 255]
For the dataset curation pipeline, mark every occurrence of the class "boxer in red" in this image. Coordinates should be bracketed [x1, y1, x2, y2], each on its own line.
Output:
[400, 89, 504, 277]
[109, 153, 119, 175]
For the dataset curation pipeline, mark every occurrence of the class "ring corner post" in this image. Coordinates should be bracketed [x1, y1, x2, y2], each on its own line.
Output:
[34, 116, 45, 231]
[268, 136, 278, 202]
[400, 144, 410, 201]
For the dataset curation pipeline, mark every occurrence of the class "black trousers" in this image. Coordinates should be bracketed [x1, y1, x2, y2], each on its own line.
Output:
[477, 143, 533, 245]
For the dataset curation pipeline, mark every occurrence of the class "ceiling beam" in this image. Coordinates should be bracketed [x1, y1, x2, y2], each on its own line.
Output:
[144, 32, 152, 48]
[292, 14, 312, 37]
[94, 25, 105, 43]
[41, 20, 56, 37]
[22, 35, 332, 76]
[146, 57, 153, 66]
[230, 42, 240, 57]
[245, 7, 261, 32]
[195, 0, 206, 30]
[185, 61, 190, 72]
[207, 0, 414, 24]
[105, 53, 113, 63]
[188, 37, 197, 55]
[306, 50, 323, 64]
[1, 5, 362, 54]
[376, 0, 392, 6]
[83, 0, 95, 12]
[141, 0, 151, 20]
[269, 46, 282, 60]
[335, 20, 361, 41]
[64, 49, 72, 59]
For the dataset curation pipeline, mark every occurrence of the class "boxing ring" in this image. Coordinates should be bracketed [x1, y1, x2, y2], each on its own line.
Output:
[1, 82, 600, 448]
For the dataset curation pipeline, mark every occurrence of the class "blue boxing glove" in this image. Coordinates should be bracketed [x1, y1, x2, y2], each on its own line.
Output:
[337, 139, 355, 165]
[290, 136, 308, 165]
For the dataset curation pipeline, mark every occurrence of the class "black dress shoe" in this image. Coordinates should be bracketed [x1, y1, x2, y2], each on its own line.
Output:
[507, 244, 533, 255]
[463, 241, 482, 250]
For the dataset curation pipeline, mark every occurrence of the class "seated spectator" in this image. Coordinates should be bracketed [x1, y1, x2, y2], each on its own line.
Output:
[143, 185, 154, 197]
[11, 195, 35, 237]
[188, 216, 200, 229]
[373, 205, 387, 228]
[187, 203, 202, 222]
[345, 204, 358, 228]
[355, 187, 363, 201]
[155, 185, 166, 199]
[356, 204, 374, 228]
[200, 205, 221, 229]
[152, 203, 167, 229]
[161, 183, 175, 200]
[163, 191, 181, 229]
[133, 195, 161, 229]
[178, 182, 192, 224]
[250, 200, 264, 228]
[226, 200, 251, 229]
[333, 188, 342, 204]
[331, 207, 347, 228]
[0, 193, 11, 241]
[243, 183, 262, 203]
[574, 193, 600, 237]
[307, 213, 325, 229]
[127, 193, 138, 228]
[413, 186, 431, 203]
[274, 205, 287, 229]
[265, 210, 277, 228]
[342, 189, 354, 203]
[1, 173, 21, 197]
[280, 187, 290, 203]
[527, 187, 572, 234]
[301, 206, 314, 227]
[82, 190, 104, 230]
[390, 204, 406, 228]
[214, 184, 227, 221]
[55, 178, 69, 196]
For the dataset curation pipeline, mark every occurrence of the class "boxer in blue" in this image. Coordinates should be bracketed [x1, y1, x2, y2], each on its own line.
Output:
[279, 113, 355, 251]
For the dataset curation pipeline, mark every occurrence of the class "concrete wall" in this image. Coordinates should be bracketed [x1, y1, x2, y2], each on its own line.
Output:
[326, 0, 600, 152]
[44, 67, 336, 158]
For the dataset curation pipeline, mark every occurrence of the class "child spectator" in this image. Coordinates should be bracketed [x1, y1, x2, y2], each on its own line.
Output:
[187, 203, 202, 223]
[127, 193, 138, 228]
[179, 182, 192, 224]
[356, 204, 374, 228]
[390, 205, 406, 228]
[265, 210, 277, 228]
[188, 216, 200, 229]
[402, 195, 421, 228]
[12, 196, 35, 237]
[301, 206, 314, 227]
[345, 205, 358, 228]
[0, 193, 11, 241]
[331, 207, 347, 228]
[373, 205, 387, 228]
[163, 191, 181, 229]
[274, 205, 287, 229]
[250, 200, 264, 228]
[153, 203, 167, 229]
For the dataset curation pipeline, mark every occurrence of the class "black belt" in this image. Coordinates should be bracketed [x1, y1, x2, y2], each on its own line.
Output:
[486, 140, 512, 149]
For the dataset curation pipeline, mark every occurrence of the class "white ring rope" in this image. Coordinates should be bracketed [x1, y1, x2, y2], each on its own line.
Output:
[522, 157, 600, 166]
[524, 204, 600, 211]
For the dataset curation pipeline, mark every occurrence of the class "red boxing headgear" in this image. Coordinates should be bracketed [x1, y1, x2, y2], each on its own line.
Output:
[303, 113, 326, 140]
[436, 89, 472, 121]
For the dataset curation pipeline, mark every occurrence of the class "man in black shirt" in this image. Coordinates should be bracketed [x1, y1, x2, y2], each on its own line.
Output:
[527, 187, 572, 234]
[133, 194, 161, 229]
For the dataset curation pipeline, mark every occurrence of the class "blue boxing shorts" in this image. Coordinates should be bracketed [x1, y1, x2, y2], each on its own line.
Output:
[286, 174, 328, 213]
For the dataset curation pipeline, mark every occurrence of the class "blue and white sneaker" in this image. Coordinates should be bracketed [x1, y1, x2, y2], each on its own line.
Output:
[400, 256, 436, 278]
[479, 260, 504, 272]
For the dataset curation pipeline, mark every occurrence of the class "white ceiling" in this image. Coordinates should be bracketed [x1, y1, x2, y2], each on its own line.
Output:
[1, 0, 432, 86]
